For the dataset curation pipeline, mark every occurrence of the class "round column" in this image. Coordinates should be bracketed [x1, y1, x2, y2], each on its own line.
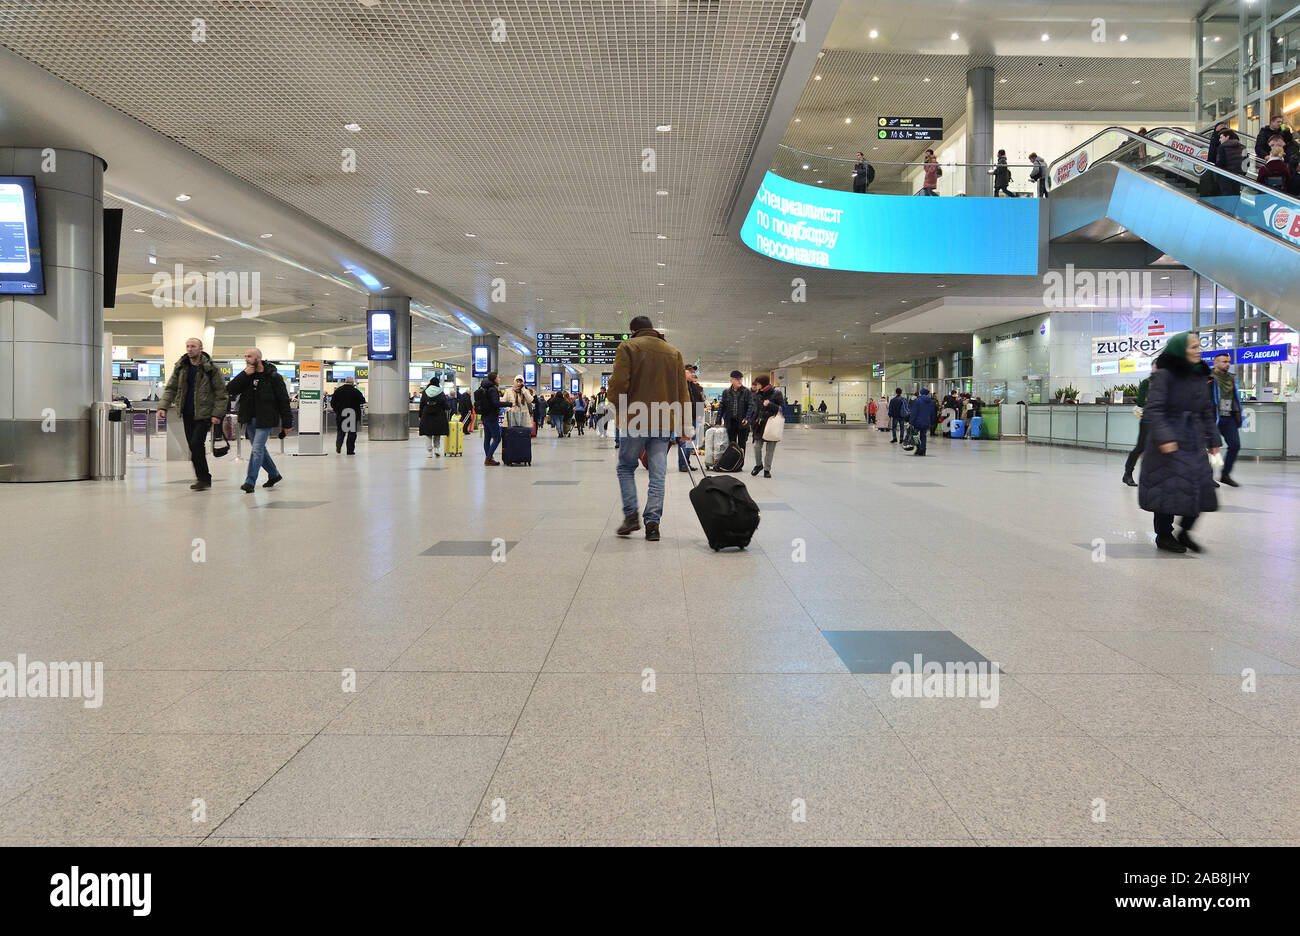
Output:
[0, 147, 105, 482]
[366, 295, 411, 440]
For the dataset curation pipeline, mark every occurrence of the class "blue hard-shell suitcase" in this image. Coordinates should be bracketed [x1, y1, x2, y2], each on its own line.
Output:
[950, 419, 965, 438]
[502, 426, 532, 465]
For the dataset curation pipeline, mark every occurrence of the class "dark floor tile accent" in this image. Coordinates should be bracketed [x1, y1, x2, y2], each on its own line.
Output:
[1072, 541, 1191, 558]
[533, 480, 580, 486]
[822, 630, 998, 674]
[258, 501, 327, 509]
[893, 481, 944, 487]
[755, 502, 793, 511]
[421, 540, 518, 557]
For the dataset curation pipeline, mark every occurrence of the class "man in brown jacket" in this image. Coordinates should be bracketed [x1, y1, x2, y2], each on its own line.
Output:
[607, 316, 693, 541]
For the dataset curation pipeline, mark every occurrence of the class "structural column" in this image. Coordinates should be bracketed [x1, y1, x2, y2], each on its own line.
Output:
[478, 332, 500, 378]
[0, 148, 104, 481]
[366, 294, 410, 441]
[965, 66, 995, 197]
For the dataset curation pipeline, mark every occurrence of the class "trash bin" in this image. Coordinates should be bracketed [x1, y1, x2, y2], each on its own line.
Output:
[91, 401, 127, 480]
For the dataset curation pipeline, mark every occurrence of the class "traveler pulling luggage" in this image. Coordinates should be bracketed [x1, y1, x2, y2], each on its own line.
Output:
[501, 425, 532, 466]
[684, 448, 760, 551]
[445, 418, 464, 456]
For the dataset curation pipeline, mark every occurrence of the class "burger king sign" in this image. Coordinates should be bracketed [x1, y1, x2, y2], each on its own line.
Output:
[1054, 149, 1089, 186]
[1263, 204, 1300, 245]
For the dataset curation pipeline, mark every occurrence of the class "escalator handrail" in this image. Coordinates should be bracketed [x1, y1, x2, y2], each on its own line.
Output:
[1049, 125, 1300, 208]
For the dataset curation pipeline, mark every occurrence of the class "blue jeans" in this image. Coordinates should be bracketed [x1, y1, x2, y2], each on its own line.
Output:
[483, 418, 501, 458]
[245, 421, 280, 485]
[617, 433, 671, 524]
[1218, 415, 1240, 475]
[890, 415, 902, 440]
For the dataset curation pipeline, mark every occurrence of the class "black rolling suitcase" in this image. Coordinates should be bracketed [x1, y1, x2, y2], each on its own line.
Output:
[502, 425, 532, 466]
[714, 440, 745, 472]
[684, 449, 760, 551]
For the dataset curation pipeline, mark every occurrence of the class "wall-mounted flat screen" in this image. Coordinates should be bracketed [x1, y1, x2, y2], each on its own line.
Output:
[367, 311, 395, 360]
[0, 177, 44, 295]
[523, 363, 537, 387]
[551, 372, 562, 391]
[570, 377, 580, 394]
[472, 346, 490, 378]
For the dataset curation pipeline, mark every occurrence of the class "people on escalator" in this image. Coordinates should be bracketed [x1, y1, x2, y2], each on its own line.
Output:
[1199, 124, 1230, 196]
[918, 149, 941, 196]
[1257, 140, 1292, 192]
[1135, 128, 1150, 161]
[1213, 129, 1246, 196]
[1254, 115, 1294, 165]
[852, 152, 874, 194]
[1028, 153, 1049, 198]
[992, 150, 1014, 197]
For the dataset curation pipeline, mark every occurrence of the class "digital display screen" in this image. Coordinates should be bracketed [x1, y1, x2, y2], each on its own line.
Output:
[601, 374, 610, 390]
[0, 177, 45, 295]
[523, 363, 537, 387]
[472, 346, 490, 378]
[741, 171, 1040, 275]
[367, 311, 395, 360]
[570, 377, 580, 394]
[551, 372, 562, 391]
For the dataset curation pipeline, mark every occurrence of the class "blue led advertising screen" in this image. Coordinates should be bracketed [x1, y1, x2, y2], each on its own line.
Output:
[0, 177, 45, 295]
[739, 171, 1040, 276]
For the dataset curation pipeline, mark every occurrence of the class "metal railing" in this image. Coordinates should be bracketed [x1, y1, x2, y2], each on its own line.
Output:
[771, 144, 1038, 197]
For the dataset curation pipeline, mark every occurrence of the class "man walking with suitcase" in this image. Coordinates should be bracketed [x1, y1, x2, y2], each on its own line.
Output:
[608, 316, 694, 542]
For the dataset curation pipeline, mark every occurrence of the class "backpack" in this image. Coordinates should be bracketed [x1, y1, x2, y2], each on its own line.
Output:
[866, 163, 876, 183]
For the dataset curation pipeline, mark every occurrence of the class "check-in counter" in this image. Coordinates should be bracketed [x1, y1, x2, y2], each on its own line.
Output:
[1026, 402, 1290, 457]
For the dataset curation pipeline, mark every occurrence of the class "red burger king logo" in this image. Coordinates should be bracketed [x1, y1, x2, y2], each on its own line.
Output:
[1077, 151, 1088, 173]
[1273, 207, 1291, 232]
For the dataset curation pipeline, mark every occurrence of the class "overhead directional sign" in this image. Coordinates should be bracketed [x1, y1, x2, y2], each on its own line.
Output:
[535, 331, 629, 366]
[878, 117, 943, 141]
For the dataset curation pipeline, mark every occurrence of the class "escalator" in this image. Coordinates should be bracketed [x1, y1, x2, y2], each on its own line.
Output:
[1047, 126, 1300, 322]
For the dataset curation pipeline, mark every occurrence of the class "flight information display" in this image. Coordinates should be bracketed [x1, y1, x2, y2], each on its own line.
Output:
[877, 117, 943, 141]
[0, 177, 45, 295]
[535, 332, 629, 366]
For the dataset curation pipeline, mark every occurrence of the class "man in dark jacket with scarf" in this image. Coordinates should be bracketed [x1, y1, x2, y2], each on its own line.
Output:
[1138, 333, 1221, 553]
[717, 371, 755, 450]
[157, 337, 228, 490]
[226, 347, 293, 493]
[1210, 351, 1244, 487]
[908, 388, 936, 456]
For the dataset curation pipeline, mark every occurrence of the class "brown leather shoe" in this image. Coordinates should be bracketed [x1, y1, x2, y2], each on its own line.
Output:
[484, 457, 500, 466]
[616, 512, 641, 536]
[645, 521, 660, 541]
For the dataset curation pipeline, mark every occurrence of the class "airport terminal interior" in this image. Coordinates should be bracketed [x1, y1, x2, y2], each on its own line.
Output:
[1, 0, 1298, 850]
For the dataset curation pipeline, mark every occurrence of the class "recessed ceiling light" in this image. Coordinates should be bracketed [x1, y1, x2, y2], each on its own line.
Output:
[260, 233, 273, 238]
[465, 232, 477, 237]
[794, 117, 801, 123]
[657, 283, 665, 286]
[414, 188, 429, 194]
[344, 123, 362, 133]
[1132, 79, 1141, 84]
[923, 77, 931, 82]
[147, 255, 157, 265]
[1119, 34, 1128, 42]
[132, 228, 145, 233]
[999, 78, 1007, 83]
[656, 124, 672, 132]
[517, 281, 525, 285]
[1212, 36, 1220, 42]
[871, 75, 879, 82]
[175, 193, 191, 202]
[1075, 79, 1083, 84]
[950, 32, 959, 40]
[656, 190, 669, 195]
[816, 180, 824, 184]
[656, 262, 666, 267]
[802, 163, 810, 170]
[872, 146, 878, 150]
[1041, 33, 1050, 41]
[868, 28, 878, 39]
[656, 234, 667, 240]
[814, 74, 822, 81]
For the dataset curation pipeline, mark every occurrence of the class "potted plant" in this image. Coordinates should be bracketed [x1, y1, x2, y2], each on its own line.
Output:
[1053, 385, 1080, 404]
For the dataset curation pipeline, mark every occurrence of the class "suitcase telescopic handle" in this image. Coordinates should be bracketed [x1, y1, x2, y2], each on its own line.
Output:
[684, 443, 708, 487]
